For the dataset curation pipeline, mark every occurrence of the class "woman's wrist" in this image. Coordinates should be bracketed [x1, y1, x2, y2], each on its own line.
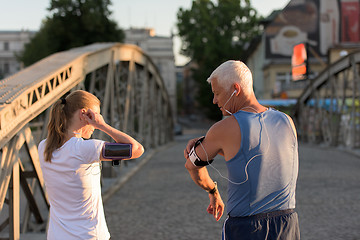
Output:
[96, 122, 110, 131]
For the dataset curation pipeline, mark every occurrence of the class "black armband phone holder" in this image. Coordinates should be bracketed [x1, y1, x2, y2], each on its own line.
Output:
[102, 143, 132, 166]
[188, 136, 214, 166]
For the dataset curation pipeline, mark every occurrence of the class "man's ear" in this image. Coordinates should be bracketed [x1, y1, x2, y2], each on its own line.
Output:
[233, 83, 241, 96]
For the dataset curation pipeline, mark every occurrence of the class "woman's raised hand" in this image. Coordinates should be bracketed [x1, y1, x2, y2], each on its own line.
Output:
[83, 109, 106, 129]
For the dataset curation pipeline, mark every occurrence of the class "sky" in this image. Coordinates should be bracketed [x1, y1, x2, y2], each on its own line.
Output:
[0, 0, 289, 65]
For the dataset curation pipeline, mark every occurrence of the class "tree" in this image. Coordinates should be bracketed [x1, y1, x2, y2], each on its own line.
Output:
[19, 0, 124, 66]
[177, 0, 262, 120]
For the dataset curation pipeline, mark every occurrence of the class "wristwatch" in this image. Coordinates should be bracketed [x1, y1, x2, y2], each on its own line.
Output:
[207, 181, 217, 194]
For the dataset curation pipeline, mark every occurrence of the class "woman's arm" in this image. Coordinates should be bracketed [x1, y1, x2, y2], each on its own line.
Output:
[84, 109, 144, 160]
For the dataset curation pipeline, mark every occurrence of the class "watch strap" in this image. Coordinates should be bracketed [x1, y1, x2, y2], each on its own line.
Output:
[207, 181, 217, 194]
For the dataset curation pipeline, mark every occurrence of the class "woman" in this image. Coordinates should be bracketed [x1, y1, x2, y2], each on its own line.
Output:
[38, 90, 144, 240]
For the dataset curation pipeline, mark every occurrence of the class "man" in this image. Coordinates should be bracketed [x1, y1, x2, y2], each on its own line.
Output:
[183, 60, 300, 239]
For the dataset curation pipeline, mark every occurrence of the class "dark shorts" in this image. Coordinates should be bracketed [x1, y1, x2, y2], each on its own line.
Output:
[222, 209, 300, 240]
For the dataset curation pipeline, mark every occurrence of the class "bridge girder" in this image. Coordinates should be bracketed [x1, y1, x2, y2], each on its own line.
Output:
[294, 50, 360, 148]
[0, 43, 174, 237]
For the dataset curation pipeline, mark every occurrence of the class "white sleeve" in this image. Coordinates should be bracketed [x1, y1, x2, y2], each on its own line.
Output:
[38, 139, 46, 163]
[79, 139, 105, 164]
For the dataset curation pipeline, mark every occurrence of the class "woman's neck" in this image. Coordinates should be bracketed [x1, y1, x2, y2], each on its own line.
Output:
[65, 128, 82, 141]
[66, 116, 83, 140]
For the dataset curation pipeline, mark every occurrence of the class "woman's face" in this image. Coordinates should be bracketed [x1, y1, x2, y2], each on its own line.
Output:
[81, 104, 100, 139]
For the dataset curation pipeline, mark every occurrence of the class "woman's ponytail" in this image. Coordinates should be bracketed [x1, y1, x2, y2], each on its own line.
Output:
[44, 98, 68, 162]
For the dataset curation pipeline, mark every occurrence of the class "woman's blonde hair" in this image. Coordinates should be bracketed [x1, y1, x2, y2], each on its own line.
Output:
[44, 90, 100, 162]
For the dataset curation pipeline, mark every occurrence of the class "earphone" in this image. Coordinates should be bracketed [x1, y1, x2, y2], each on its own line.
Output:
[222, 89, 237, 115]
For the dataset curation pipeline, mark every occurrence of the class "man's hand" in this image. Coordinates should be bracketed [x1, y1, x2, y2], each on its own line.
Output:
[207, 192, 224, 221]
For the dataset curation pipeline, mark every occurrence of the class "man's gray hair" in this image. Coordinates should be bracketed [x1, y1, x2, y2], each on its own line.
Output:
[207, 60, 253, 96]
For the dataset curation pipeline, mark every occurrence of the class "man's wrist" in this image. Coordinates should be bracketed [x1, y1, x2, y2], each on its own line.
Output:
[207, 181, 217, 194]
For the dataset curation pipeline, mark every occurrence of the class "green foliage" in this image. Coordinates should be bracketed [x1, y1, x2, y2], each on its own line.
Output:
[19, 0, 124, 66]
[177, 0, 262, 120]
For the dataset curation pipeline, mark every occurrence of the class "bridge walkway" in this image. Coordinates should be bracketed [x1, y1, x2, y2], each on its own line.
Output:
[14, 123, 360, 239]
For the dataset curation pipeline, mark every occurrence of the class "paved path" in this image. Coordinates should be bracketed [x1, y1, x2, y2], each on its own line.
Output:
[296, 144, 360, 240]
[104, 131, 360, 240]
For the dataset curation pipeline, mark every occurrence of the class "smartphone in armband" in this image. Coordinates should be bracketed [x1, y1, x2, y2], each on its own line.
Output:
[102, 143, 132, 162]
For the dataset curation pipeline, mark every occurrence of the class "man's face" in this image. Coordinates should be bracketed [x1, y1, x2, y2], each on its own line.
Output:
[210, 78, 232, 116]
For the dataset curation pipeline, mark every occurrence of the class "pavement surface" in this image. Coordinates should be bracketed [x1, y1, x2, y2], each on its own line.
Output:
[296, 143, 360, 240]
[103, 129, 360, 240]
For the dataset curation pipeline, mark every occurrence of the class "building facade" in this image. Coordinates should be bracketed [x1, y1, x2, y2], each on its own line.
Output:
[124, 28, 177, 121]
[0, 30, 35, 79]
[246, 0, 360, 100]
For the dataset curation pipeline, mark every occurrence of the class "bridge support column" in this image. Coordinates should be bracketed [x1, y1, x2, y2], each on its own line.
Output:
[9, 161, 20, 240]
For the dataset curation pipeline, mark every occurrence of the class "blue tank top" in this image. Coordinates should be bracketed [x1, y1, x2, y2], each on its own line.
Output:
[226, 108, 298, 216]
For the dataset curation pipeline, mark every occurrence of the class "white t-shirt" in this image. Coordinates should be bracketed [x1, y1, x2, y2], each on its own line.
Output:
[38, 137, 110, 240]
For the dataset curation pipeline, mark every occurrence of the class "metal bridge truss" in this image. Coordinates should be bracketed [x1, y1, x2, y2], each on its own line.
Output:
[0, 43, 173, 238]
[295, 50, 360, 148]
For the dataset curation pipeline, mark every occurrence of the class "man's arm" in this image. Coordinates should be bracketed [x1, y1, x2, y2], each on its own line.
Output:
[184, 158, 216, 192]
[183, 122, 225, 221]
[184, 158, 224, 221]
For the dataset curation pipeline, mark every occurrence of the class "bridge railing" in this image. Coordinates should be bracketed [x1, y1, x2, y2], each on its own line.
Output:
[0, 43, 173, 238]
[294, 50, 360, 148]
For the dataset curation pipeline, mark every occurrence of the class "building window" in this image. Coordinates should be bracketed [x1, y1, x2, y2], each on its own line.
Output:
[157, 62, 162, 73]
[276, 72, 309, 92]
[4, 42, 9, 51]
[4, 62, 9, 74]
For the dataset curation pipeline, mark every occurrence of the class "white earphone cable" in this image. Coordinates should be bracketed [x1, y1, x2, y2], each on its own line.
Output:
[199, 108, 270, 185]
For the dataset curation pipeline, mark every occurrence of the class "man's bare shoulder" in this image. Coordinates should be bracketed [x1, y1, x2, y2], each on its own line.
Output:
[207, 116, 239, 138]
[205, 116, 240, 159]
